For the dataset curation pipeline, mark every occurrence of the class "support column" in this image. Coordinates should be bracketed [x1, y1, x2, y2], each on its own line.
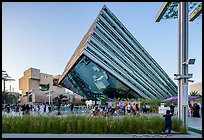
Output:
[178, 2, 189, 131]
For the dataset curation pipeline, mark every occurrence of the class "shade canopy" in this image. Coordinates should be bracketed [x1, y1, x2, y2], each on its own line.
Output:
[162, 95, 200, 102]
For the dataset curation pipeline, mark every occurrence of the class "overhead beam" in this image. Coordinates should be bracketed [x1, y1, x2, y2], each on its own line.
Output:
[189, 2, 202, 21]
[155, 2, 171, 22]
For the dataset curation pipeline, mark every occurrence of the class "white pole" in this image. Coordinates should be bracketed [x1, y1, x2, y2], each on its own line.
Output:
[178, 2, 188, 132]
[49, 90, 50, 105]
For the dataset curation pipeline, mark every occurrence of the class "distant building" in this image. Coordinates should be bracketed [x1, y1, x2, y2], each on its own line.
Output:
[189, 82, 202, 95]
[19, 67, 66, 104]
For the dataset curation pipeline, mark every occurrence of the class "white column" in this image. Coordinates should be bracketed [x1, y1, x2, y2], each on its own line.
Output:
[178, 2, 188, 131]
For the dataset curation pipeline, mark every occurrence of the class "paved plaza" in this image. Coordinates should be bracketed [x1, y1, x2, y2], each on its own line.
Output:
[1, 131, 202, 138]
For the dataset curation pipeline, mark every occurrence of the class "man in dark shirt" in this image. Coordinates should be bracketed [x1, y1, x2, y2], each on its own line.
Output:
[161, 110, 173, 135]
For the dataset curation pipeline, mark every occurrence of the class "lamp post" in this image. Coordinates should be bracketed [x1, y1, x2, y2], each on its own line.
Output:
[155, 2, 201, 131]
[46, 90, 53, 105]
[2, 70, 15, 93]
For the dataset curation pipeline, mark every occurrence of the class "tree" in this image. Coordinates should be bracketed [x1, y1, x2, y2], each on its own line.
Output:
[190, 91, 200, 96]
[2, 92, 18, 104]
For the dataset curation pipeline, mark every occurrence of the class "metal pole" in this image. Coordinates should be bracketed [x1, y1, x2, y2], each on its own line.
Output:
[178, 2, 188, 131]
[49, 90, 50, 105]
[178, 3, 182, 121]
[3, 79, 6, 93]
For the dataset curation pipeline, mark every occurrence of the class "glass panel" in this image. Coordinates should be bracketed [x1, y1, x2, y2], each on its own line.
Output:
[60, 55, 140, 100]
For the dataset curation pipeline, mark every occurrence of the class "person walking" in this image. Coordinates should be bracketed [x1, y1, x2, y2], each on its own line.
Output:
[161, 110, 173, 135]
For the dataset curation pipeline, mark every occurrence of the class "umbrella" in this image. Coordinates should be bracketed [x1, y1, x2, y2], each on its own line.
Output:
[162, 95, 200, 103]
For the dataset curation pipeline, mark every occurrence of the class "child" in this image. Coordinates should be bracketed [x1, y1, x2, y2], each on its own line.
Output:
[161, 110, 173, 135]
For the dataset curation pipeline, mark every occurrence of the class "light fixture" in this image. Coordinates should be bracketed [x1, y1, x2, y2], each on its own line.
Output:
[188, 79, 194, 83]
[183, 58, 196, 65]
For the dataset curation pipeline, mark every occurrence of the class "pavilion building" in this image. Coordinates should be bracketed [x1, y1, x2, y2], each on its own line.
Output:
[58, 5, 178, 100]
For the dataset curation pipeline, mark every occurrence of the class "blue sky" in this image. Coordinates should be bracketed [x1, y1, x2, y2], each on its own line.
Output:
[2, 2, 202, 93]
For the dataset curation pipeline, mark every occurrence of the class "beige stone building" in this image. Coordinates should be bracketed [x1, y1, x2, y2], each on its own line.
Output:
[19, 67, 66, 104]
[188, 82, 202, 95]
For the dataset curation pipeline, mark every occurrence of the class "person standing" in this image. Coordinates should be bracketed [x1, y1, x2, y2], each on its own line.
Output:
[161, 110, 173, 135]
[195, 103, 200, 118]
[6, 104, 10, 113]
[188, 103, 193, 117]
[136, 103, 139, 115]
[40, 104, 44, 115]
[70, 103, 74, 114]
[170, 103, 175, 115]
[132, 103, 136, 115]
[48, 104, 51, 114]
[126, 103, 131, 114]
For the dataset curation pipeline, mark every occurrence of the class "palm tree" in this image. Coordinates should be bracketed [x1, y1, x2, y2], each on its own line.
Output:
[190, 91, 200, 96]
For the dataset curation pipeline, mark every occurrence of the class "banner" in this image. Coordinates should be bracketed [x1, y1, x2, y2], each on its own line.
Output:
[119, 102, 124, 108]
[124, 101, 128, 108]
[111, 102, 116, 108]
[115, 102, 120, 109]
[107, 102, 111, 108]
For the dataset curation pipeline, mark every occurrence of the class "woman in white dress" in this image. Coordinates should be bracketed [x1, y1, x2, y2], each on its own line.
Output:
[40, 104, 44, 115]
[46, 105, 49, 114]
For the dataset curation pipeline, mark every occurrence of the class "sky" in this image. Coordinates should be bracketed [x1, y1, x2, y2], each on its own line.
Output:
[2, 2, 202, 93]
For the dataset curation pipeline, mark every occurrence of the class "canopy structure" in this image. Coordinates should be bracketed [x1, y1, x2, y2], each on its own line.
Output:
[162, 95, 200, 102]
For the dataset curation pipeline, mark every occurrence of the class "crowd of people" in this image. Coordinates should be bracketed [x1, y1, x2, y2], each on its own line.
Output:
[2, 101, 202, 118]
[2, 103, 52, 115]
[90, 102, 141, 116]
[188, 103, 201, 118]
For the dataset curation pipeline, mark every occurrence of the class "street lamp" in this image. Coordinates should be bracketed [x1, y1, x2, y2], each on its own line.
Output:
[46, 90, 53, 105]
[2, 70, 15, 93]
[182, 58, 196, 65]
[155, 2, 202, 131]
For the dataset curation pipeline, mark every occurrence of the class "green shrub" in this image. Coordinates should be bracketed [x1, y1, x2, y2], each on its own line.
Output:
[2, 115, 186, 134]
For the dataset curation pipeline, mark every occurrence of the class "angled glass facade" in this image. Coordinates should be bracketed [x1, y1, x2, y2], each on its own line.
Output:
[59, 5, 178, 100]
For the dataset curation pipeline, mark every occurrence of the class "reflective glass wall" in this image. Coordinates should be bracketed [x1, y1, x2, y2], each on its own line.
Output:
[60, 55, 141, 100]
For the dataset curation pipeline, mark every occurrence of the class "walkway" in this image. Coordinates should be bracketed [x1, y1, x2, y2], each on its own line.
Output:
[2, 131, 202, 138]
[188, 116, 202, 131]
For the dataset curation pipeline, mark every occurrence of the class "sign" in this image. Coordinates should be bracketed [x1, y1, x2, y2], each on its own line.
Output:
[115, 102, 120, 109]
[111, 102, 116, 108]
[124, 102, 128, 108]
[39, 83, 50, 91]
[119, 102, 124, 108]
[182, 84, 188, 105]
[107, 102, 111, 108]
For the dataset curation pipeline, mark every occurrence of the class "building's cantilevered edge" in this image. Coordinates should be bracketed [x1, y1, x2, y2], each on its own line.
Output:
[58, 6, 107, 85]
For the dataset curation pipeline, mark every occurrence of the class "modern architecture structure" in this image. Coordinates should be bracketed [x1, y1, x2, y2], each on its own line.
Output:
[189, 82, 202, 95]
[19, 67, 66, 104]
[59, 5, 178, 100]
